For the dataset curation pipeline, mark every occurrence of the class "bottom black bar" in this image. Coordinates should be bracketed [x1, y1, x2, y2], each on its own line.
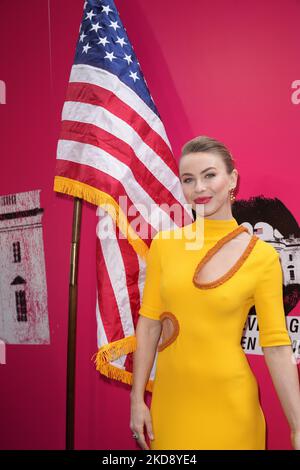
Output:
[0, 449, 299, 466]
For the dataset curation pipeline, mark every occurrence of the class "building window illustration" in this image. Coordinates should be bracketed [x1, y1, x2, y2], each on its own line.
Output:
[11, 276, 27, 322]
[287, 265, 295, 282]
[289, 254, 293, 261]
[0, 190, 50, 343]
[13, 241, 21, 263]
[15, 290, 27, 322]
[1, 194, 16, 206]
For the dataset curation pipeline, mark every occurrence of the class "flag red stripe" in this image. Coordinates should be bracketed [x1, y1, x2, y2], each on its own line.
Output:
[116, 226, 141, 323]
[96, 237, 125, 342]
[55, 159, 153, 245]
[65, 81, 178, 175]
[115, 227, 141, 373]
[59, 121, 181, 211]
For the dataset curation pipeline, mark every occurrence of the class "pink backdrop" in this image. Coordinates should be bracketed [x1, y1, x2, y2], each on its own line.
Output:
[0, 0, 299, 449]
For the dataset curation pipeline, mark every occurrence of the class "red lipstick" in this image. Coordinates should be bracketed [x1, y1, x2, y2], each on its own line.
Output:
[194, 197, 212, 204]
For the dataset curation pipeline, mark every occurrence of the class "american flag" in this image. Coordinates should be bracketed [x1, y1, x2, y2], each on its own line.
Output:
[53, 0, 192, 391]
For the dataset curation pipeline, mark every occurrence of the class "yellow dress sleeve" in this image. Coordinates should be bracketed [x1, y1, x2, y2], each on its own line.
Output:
[139, 233, 164, 321]
[254, 247, 292, 348]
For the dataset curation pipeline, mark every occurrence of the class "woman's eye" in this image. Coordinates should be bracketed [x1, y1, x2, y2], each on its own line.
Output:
[205, 173, 216, 178]
[182, 174, 215, 183]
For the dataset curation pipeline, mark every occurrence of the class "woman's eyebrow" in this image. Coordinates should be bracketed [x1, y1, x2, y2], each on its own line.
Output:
[181, 166, 217, 177]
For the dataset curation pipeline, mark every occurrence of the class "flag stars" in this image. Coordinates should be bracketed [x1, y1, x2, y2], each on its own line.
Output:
[129, 71, 140, 82]
[98, 36, 110, 46]
[85, 10, 96, 21]
[104, 51, 117, 62]
[123, 53, 133, 65]
[102, 5, 114, 15]
[90, 22, 102, 33]
[82, 42, 92, 54]
[109, 20, 120, 31]
[116, 36, 127, 47]
[79, 31, 87, 42]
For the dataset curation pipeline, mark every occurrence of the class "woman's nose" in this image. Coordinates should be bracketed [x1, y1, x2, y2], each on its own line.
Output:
[194, 180, 207, 193]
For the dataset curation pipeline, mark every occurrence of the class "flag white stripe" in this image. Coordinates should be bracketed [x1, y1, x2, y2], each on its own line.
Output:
[96, 298, 127, 369]
[95, 238, 158, 377]
[96, 211, 158, 378]
[97, 211, 135, 337]
[58, 139, 179, 232]
[62, 101, 186, 206]
[137, 254, 146, 306]
[96, 296, 108, 349]
[69, 63, 171, 149]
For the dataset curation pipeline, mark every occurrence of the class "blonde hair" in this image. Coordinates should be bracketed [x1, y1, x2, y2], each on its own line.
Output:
[181, 135, 236, 174]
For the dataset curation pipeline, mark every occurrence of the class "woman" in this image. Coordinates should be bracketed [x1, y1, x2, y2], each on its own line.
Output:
[130, 136, 300, 450]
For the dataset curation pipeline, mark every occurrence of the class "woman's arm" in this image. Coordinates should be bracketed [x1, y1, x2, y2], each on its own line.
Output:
[263, 344, 300, 449]
[130, 315, 162, 450]
[131, 315, 162, 399]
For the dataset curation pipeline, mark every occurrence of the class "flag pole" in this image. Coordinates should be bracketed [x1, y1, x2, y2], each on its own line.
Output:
[66, 196, 82, 450]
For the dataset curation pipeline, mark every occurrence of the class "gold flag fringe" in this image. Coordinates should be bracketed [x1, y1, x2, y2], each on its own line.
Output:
[54, 176, 149, 260]
[91, 336, 154, 392]
[54, 176, 153, 390]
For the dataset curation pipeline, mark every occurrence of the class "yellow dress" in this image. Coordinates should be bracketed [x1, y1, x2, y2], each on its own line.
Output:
[138, 217, 292, 450]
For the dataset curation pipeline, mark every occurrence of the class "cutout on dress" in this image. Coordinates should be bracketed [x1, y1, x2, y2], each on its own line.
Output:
[193, 225, 259, 289]
[158, 312, 180, 352]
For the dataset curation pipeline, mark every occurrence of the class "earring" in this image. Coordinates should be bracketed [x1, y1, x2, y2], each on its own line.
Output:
[229, 188, 236, 203]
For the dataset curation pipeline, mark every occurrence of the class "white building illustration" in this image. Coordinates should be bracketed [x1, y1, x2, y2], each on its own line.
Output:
[242, 221, 300, 286]
[242, 219, 300, 356]
[0, 190, 50, 344]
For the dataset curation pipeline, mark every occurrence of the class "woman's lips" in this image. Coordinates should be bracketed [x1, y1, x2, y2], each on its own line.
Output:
[194, 197, 212, 204]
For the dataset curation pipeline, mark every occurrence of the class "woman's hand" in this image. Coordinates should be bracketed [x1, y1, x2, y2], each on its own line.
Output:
[291, 430, 300, 450]
[130, 399, 154, 450]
